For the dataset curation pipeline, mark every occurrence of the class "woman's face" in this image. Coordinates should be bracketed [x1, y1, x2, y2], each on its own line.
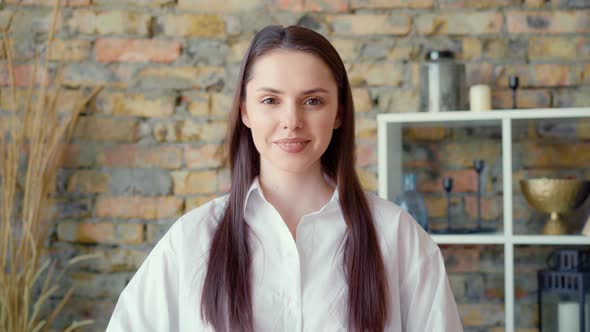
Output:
[242, 49, 341, 175]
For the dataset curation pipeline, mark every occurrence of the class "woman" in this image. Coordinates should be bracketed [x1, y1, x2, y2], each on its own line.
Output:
[106, 25, 463, 332]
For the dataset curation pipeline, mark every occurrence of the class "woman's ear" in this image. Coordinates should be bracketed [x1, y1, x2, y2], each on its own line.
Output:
[240, 104, 251, 128]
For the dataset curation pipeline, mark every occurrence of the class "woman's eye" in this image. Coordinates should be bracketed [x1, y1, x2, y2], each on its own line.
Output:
[305, 98, 322, 106]
[261, 97, 277, 105]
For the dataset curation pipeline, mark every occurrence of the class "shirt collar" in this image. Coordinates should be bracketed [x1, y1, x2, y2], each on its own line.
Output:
[243, 173, 339, 216]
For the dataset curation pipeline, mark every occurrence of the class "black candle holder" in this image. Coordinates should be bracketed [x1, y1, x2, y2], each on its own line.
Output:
[473, 159, 495, 233]
[509, 75, 519, 109]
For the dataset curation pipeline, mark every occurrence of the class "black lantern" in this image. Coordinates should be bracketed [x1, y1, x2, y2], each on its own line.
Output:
[538, 249, 590, 332]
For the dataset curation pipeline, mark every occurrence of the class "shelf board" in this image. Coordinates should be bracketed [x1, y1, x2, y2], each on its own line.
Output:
[430, 232, 506, 244]
[377, 107, 590, 123]
[512, 235, 590, 245]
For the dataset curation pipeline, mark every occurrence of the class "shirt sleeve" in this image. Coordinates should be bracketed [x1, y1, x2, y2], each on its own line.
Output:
[399, 248, 464, 332]
[106, 227, 180, 332]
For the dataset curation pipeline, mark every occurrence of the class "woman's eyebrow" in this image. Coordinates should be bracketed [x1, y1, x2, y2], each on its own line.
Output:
[255, 87, 330, 95]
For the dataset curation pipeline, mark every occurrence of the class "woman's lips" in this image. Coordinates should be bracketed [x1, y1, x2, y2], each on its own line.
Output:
[275, 140, 310, 153]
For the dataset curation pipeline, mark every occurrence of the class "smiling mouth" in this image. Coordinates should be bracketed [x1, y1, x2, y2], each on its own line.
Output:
[275, 140, 310, 153]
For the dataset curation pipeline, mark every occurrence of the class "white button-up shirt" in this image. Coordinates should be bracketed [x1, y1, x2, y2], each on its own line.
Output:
[107, 177, 463, 332]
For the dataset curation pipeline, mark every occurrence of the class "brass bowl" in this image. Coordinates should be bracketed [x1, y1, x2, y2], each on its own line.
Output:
[520, 178, 590, 235]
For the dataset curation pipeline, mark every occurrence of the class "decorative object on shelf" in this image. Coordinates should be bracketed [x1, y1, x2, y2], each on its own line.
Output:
[419, 50, 466, 113]
[583, 214, 590, 237]
[509, 75, 519, 109]
[443, 176, 454, 231]
[520, 178, 590, 235]
[469, 85, 492, 112]
[473, 160, 495, 233]
[394, 173, 429, 231]
[538, 249, 590, 332]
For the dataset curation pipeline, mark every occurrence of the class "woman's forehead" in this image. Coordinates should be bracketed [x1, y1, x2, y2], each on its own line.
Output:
[247, 49, 338, 93]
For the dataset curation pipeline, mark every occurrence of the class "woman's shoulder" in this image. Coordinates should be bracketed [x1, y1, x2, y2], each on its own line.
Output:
[164, 194, 229, 254]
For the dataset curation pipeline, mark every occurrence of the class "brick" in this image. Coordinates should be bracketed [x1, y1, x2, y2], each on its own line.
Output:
[458, 303, 504, 326]
[58, 143, 99, 168]
[96, 196, 183, 219]
[460, 37, 483, 60]
[585, 64, 590, 83]
[466, 63, 494, 86]
[0, 88, 85, 113]
[327, 14, 411, 36]
[352, 88, 371, 113]
[356, 142, 376, 167]
[153, 122, 180, 142]
[137, 66, 224, 90]
[330, 39, 355, 61]
[441, 246, 480, 273]
[552, 0, 590, 7]
[210, 93, 233, 118]
[507, 10, 590, 34]
[63, 63, 128, 88]
[555, 87, 590, 107]
[439, 0, 517, 8]
[179, 0, 264, 11]
[525, 0, 545, 7]
[5, 0, 90, 5]
[158, 14, 225, 38]
[377, 89, 419, 113]
[228, 39, 251, 63]
[272, 0, 304, 10]
[47, 39, 91, 62]
[96, 92, 175, 117]
[522, 142, 590, 168]
[350, 0, 433, 8]
[419, 169, 479, 193]
[67, 170, 110, 193]
[439, 142, 501, 169]
[57, 222, 144, 245]
[424, 196, 463, 218]
[405, 127, 447, 141]
[172, 170, 218, 195]
[492, 89, 551, 109]
[357, 168, 377, 192]
[93, 0, 173, 6]
[355, 116, 376, 139]
[67, 10, 151, 36]
[146, 222, 174, 244]
[305, 0, 349, 12]
[95, 38, 182, 63]
[73, 116, 139, 142]
[199, 120, 227, 141]
[416, 12, 503, 35]
[108, 169, 172, 196]
[0, 64, 49, 87]
[77, 247, 148, 272]
[495, 64, 580, 87]
[465, 195, 502, 221]
[185, 144, 224, 169]
[184, 91, 210, 117]
[97, 144, 183, 169]
[186, 195, 218, 211]
[347, 62, 406, 86]
[68, 272, 133, 298]
[529, 37, 589, 60]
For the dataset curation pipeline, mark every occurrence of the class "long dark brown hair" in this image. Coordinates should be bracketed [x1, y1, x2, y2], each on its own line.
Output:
[201, 25, 389, 332]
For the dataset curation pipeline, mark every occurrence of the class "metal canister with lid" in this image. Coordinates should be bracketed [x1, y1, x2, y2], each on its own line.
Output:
[419, 50, 467, 112]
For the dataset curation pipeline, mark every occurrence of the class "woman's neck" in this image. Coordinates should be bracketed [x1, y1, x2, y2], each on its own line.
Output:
[257, 163, 336, 232]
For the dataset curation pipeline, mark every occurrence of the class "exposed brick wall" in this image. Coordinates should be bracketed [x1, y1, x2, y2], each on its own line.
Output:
[1, 0, 589, 331]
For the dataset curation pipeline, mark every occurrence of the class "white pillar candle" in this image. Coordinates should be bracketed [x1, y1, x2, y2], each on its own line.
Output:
[558, 301, 579, 332]
[469, 84, 492, 112]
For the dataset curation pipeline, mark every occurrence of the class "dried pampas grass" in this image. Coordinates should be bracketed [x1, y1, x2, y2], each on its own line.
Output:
[1, 0, 102, 331]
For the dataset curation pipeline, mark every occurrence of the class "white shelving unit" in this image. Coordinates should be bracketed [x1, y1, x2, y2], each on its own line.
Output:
[377, 108, 590, 332]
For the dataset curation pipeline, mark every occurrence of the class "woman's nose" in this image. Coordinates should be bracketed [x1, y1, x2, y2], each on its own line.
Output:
[280, 103, 303, 129]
